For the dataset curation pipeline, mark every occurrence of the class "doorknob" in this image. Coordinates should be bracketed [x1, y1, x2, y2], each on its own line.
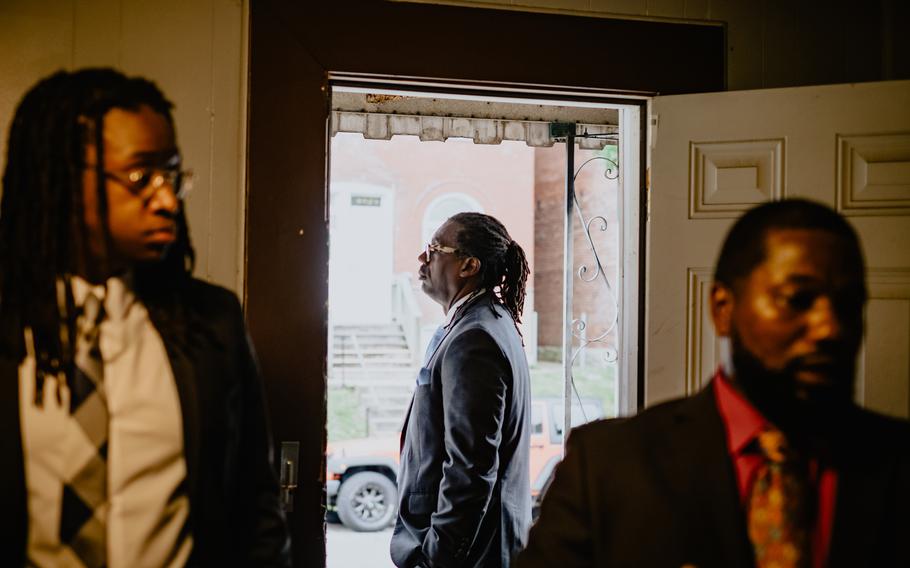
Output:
[279, 441, 299, 512]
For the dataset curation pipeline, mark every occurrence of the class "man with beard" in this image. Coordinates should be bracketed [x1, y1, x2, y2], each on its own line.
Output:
[515, 199, 909, 568]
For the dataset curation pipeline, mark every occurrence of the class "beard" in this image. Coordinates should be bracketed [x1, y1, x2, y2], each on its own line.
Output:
[729, 330, 856, 443]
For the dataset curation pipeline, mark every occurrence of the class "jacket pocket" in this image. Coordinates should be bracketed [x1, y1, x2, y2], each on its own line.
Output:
[416, 366, 431, 386]
[408, 492, 437, 515]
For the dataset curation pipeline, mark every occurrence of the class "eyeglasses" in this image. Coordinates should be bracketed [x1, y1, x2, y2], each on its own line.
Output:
[105, 167, 194, 201]
[86, 159, 194, 201]
[424, 242, 458, 259]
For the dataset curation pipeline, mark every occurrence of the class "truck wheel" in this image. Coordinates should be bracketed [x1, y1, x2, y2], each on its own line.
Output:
[336, 471, 398, 532]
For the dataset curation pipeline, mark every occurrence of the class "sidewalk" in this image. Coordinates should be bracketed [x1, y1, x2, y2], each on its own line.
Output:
[326, 523, 395, 568]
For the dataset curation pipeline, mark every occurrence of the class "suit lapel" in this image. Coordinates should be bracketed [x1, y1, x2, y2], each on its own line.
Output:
[146, 304, 201, 514]
[828, 466, 889, 566]
[400, 292, 487, 449]
[0, 354, 27, 559]
[399, 317, 459, 449]
[400, 396, 414, 452]
[166, 342, 200, 503]
[424, 324, 456, 367]
[662, 383, 754, 568]
[826, 411, 892, 567]
[424, 290, 487, 365]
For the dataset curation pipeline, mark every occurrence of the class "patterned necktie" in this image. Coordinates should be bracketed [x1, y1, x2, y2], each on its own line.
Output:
[60, 292, 108, 567]
[747, 428, 812, 568]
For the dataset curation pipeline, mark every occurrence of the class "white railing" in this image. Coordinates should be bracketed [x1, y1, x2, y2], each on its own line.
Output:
[391, 273, 422, 366]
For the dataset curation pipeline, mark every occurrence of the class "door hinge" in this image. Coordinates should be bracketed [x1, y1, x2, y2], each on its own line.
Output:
[645, 167, 651, 222]
[649, 114, 658, 149]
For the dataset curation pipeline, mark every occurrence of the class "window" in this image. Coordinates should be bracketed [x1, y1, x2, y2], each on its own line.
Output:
[421, 192, 483, 245]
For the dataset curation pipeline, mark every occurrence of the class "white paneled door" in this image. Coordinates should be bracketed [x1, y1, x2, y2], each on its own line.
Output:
[647, 80, 910, 419]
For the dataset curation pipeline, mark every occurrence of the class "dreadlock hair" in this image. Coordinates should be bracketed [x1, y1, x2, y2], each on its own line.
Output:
[0, 68, 195, 391]
[449, 212, 530, 330]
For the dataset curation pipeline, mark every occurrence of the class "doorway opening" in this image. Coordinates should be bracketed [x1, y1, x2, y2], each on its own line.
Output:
[324, 84, 642, 567]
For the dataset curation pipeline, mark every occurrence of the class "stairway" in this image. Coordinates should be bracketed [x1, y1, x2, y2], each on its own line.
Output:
[330, 323, 417, 435]
[332, 324, 414, 369]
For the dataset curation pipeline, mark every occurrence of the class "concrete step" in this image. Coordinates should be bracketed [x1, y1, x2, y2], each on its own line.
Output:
[332, 362, 413, 370]
[365, 406, 410, 419]
[330, 385, 413, 396]
[333, 340, 409, 349]
[328, 377, 416, 389]
[360, 381, 415, 390]
[334, 349, 411, 358]
[334, 325, 404, 335]
[368, 417, 404, 435]
[332, 356, 412, 362]
[332, 358, 412, 366]
[331, 360, 412, 368]
[328, 369, 416, 379]
[361, 383, 414, 393]
[334, 333, 407, 341]
[330, 367, 416, 374]
[334, 329, 406, 336]
[333, 343, 408, 352]
[362, 396, 412, 409]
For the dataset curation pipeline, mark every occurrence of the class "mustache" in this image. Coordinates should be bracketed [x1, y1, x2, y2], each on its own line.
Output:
[782, 350, 853, 382]
[729, 335, 855, 438]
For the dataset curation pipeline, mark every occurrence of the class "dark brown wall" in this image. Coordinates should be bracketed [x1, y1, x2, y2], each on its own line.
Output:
[248, 2, 723, 566]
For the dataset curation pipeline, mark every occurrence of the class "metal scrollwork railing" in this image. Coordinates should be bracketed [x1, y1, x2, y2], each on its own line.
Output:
[549, 123, 620, 448]
[569, 154, 620, 369]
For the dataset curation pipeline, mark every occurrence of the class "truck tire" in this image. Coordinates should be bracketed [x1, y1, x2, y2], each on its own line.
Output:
[336, 471, 398, 532]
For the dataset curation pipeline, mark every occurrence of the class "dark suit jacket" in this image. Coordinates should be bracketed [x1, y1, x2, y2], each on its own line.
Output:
[515, 380, 910, 568]
[392, 293, 532, 568]
[0, 279, 291, 566]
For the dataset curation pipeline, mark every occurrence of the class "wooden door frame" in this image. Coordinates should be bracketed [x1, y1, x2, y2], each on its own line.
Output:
[248, 2, 723, 565]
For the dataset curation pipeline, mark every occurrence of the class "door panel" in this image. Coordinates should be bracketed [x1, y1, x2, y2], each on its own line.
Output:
[648, 80, 910, 419]
[859, 270, 910, 417]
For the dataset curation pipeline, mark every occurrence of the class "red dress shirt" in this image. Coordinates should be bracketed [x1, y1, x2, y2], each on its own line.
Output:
[712, 370, 837, 568]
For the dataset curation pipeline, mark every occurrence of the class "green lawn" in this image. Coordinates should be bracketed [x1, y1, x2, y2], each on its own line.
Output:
[327, 361, 617, 442]
[328, 386, 367, 442]
[528, 361, 616, 415]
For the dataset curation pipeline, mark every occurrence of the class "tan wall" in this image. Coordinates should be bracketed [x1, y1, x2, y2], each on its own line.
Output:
[0, 0, 247, 294]
[3, 0, 897, 296]
[401, 0, 900, 91]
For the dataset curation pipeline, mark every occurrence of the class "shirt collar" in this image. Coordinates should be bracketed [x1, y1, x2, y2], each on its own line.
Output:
[713, 368, 768, 455]
[443, 288, 485, 328]
[69, 272, 135, 322]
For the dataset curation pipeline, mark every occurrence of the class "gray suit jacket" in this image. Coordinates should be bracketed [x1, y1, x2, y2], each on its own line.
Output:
[392, 292, 532, 568]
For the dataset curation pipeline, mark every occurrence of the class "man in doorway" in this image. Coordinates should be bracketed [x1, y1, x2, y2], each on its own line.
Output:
[515, 199, 909, 567]
[0, 69, 291, 566]
[391, 212, 533, 568]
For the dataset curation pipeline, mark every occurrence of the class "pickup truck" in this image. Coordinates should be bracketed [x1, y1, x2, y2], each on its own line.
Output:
[326, 397, 604, 531]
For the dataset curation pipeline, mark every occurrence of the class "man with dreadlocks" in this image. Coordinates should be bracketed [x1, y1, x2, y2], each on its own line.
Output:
[391, 212, 532, 568]
[0, 69, 290, 566]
